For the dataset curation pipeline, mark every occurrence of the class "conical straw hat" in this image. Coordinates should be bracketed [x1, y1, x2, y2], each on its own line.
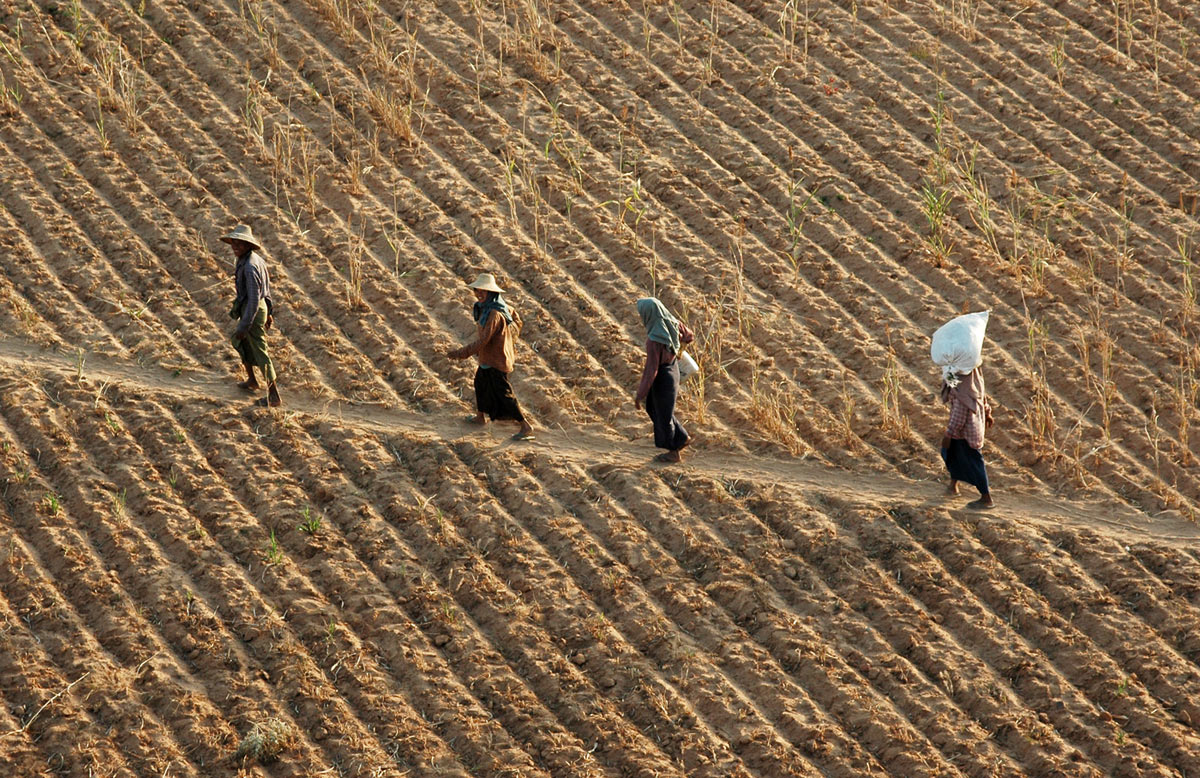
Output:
[467, 273, 504, 293]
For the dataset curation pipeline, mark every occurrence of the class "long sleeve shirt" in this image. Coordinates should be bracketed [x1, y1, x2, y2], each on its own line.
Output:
[233, 250, 273, 333]
[635, 322, 694, 403]
[946, 394, 989, 449]
[449, 309, 522, 373]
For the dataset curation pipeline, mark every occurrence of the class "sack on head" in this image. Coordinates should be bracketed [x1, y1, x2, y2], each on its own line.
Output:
[931, 311, 989, 385]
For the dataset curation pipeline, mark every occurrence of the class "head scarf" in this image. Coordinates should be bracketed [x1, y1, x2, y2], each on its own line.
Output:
[940, 366, 986, 414]
[473, 291, 513, 326]
[637, 297, 681, 354]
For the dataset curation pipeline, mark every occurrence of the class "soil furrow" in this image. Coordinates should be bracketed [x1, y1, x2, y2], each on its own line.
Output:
[522, 453, 950, 778]
[836, 498, 1175, 776]
[307, 422, 714, 778]
[901, 507, 1200, 776]
[0, 575, 140, 777]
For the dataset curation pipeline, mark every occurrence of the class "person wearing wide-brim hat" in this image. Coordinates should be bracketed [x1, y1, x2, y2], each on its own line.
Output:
[445, 273, 535, 440]
[221, 224, 280, 407]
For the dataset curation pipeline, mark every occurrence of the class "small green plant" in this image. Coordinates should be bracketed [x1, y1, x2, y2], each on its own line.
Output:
[784, 170, 819, 272]
[265, 529, 283, 565]
[1049, 37, 1066, 85]
[325, 619, 338, 646]
[104, 411, 120, 434]
[109, 488, 126, 518]
[1115, 676, 1130, 696]
[298, 506, 322, 534]
[920, 176, 954, 267]
[42, 493, 62, 516]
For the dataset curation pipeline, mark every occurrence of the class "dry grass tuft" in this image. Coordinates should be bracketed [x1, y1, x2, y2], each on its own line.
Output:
[236, 717, 296, 764]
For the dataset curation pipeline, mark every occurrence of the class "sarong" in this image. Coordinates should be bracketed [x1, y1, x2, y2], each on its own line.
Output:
[645, 361, 688, 450]
[941, 438, 989, 494]
[474, 366, 525, 422]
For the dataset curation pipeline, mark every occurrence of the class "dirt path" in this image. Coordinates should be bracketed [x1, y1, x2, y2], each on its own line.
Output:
[2, 337, 1192, 547]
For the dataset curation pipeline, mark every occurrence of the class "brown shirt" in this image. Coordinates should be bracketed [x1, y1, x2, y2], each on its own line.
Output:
[450, 309, 522, 373]
[635, 322, 694, 403]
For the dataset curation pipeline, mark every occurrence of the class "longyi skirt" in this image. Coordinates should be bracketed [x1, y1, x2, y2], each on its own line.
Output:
[941, 438, 989, 494]
[474, 366, 525, 422]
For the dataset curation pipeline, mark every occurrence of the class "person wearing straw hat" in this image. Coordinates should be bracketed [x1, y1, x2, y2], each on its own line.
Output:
[634, 297, 693, 463]
[446, 273, 535, 440]
[222, 224, 280, 408]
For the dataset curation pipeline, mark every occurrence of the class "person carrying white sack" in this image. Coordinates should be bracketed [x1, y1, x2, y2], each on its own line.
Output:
[931, 311, 995, 509]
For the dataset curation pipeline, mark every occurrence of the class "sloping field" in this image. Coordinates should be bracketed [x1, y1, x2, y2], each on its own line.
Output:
[0, 0, 1198, 775]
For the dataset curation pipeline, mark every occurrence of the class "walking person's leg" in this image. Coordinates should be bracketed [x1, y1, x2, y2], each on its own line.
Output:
[946, 439, 992, 508]
[966, 448, 993, 509]
[664, 363, 688, 451]
[469, 367, 489, 424]
[648, 365, 686, 462]
[475, 367, 534, 439]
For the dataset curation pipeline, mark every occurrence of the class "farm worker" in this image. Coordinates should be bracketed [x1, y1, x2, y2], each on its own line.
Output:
[940, 367, 994, 509]
[222, 224, 280, 408]
[446, 273, 535, 441]
[634, 297, 693, 463]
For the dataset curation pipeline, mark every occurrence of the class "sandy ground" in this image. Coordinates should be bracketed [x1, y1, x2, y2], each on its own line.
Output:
[0, 0, 1198, 775]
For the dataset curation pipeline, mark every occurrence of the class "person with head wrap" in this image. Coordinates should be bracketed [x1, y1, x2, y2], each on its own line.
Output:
[634, 297, 694, 462]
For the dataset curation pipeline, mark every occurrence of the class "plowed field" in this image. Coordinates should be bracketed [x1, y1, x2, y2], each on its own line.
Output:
[0, 0, 1198, 775]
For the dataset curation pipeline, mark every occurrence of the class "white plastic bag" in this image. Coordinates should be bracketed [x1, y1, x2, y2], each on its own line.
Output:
[677, 350, 699, 380]
[931, 311, 989, 384]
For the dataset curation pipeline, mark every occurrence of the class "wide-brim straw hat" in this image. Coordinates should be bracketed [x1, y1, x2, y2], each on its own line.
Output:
[220, 224, 262, 250]
[467, 273, 504, 293]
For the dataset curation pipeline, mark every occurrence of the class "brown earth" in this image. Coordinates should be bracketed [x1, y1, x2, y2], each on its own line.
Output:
[0, 0, 1198, 775]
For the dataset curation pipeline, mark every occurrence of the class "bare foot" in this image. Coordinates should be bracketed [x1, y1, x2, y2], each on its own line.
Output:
[464, 414, 487, 425]
[267, 384, 281, 407]
[655, 450, 682, 463]
[237, 379, 261, 391]
[967, 496, 994, 510]
[946, 480, 959, 495]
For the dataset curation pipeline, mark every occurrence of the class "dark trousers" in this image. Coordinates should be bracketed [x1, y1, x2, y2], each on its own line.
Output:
[474, 367, 525, 422]
[941, 438, 990, 495]
[646, 361, 688, 450]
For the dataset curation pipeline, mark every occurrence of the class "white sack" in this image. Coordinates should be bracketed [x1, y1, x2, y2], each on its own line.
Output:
[931, 311, 989, 384]
[678, 350, 699, 380]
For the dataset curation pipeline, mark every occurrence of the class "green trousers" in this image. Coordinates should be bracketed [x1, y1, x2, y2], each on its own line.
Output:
[233, 301, 277, 383]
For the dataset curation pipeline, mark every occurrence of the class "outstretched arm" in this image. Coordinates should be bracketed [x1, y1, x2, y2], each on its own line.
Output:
[448, 311, 502, 359]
